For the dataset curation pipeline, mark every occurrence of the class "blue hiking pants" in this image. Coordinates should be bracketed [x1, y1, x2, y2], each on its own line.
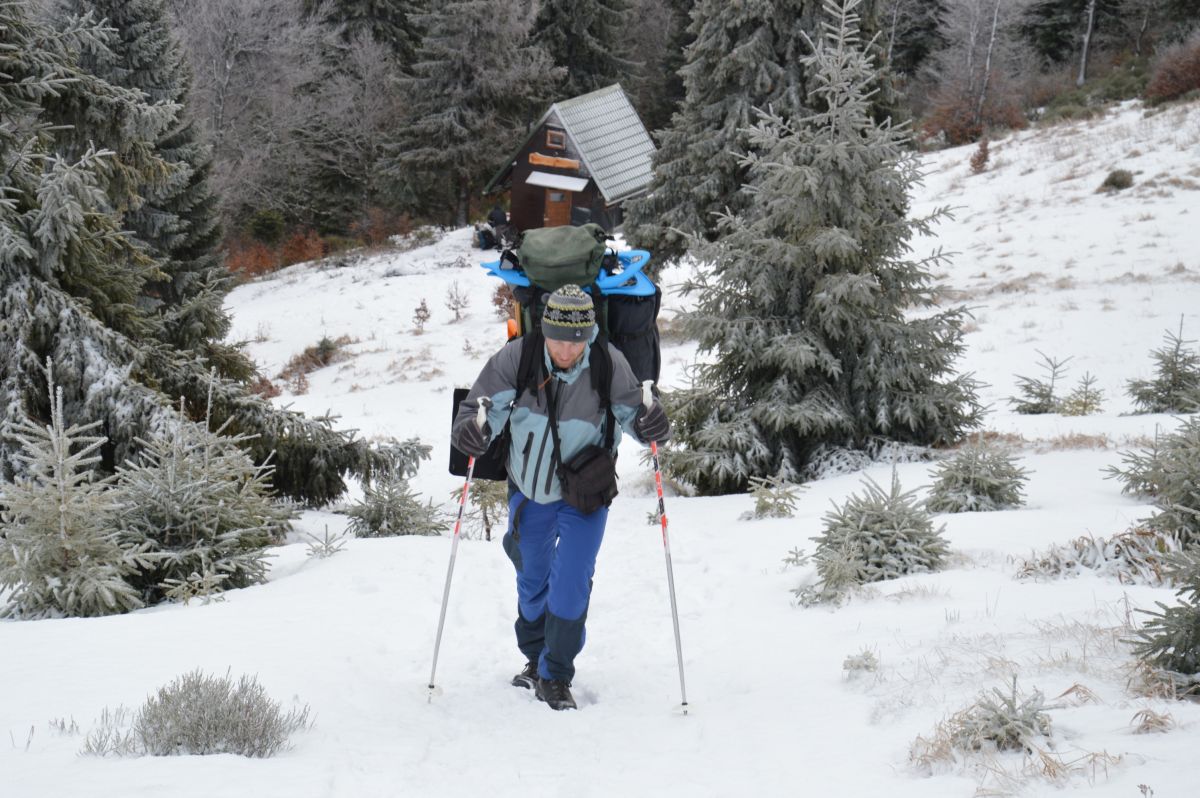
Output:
[501, 490, 607, 683]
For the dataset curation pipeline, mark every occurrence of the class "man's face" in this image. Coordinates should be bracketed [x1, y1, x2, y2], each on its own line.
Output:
[546, 339, 586, 370]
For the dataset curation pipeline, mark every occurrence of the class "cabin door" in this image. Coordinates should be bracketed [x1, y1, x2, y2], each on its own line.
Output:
[543, 189, 572, 227]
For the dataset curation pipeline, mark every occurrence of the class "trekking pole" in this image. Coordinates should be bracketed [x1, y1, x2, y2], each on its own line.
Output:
[642, 381, 689, 714]
[428, 397, 491, 700]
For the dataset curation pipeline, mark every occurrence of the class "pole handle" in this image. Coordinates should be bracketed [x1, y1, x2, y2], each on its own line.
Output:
[476, 396, 492, 430]
[641, 379, 654, 411]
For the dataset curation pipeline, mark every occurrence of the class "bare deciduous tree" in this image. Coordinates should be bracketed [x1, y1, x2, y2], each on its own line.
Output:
[921, 0, 1034, 143]
[165, 0, 332, 222]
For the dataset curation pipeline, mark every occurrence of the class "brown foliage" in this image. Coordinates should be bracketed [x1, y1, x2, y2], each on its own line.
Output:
[280, 229, 324, 267]
[248, 375, 282, 399]
[225, 238, 278, 277]
[921, 85, 1026, 146]
[1145, 33, 1200, 105]
[351, 208, 413, 246]
[278, 335, 354, 387]
[970, 139, 990, 174]
[492, 284, 515, 321]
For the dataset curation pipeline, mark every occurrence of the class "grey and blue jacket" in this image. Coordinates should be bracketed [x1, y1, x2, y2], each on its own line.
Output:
[452, 329, 649, 504]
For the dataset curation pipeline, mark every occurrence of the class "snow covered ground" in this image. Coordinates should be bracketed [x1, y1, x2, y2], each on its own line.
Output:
[5, 99, 1200, 797]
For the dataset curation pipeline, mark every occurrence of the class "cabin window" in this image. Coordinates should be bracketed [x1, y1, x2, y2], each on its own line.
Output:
[546, 129, 566, 150]
[548, 191, 566, 202]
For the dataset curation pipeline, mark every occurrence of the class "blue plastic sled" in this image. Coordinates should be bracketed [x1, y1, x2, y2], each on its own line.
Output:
[481, 249, 655, 297]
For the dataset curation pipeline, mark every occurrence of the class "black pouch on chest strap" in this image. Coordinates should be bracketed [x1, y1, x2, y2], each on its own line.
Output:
[546, 375, 618, 515]
[559, 444, 618, 515]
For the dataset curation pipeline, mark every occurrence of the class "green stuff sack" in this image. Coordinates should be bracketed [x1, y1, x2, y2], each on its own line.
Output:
[516, 223, 608, 292]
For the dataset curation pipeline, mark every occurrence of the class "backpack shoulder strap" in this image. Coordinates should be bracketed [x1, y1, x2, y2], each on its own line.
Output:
[590, 335, 617, 451]
[515, 327, 545, 404]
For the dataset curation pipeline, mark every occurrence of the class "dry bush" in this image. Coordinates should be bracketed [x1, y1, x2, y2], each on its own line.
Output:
[1098, 169, 1134, 193]
[287, 371, 308, 395]
[279, 335, 354, 386]
[1126, 659, 1182, 699]
[921, 85, 1026, 147]
[1130, 708, 1175, 734]
[911, 677, 1121, 790]
[842, 648, 879, 680]
[911, 678, 1051, 770]
[970, 139, 990, 174]
[350, 208, 413, 247]
[83, 670, 310, 758]
[248, 375, 281, 399]
[1145, 31, 1200, 105]
[1054, 683, 1100, 706]
[492, 284, 515, 321]
[971, 431, 1027, 448]
[225, 239, 277, 277]
[280, 229, 324, 267]
[1016, 527, 1180, 586]
[1042, 432, 1113, 451]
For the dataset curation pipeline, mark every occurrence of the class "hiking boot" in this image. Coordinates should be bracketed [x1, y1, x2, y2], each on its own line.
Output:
[511, 661, 538, 690]
[535, 677, 577, 710]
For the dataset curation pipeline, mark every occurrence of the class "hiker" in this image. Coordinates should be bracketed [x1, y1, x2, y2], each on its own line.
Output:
[487, 202, 508, 230]
[451, 284, 671, 710]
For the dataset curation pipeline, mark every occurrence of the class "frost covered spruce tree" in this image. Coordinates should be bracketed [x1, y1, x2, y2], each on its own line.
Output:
[303, 0, 424, 66]
[1127, 322, 1200, 414]
[0, 368, 146, 619]
[926, 443, 1029, 513]
[1132, 549, 1200, 692]
[1109, 415, 1200, 549]
[344, 439, 442, 538]
[533, 0, 633, 97]
[665, 0, 981, 495]
[800, 471, 949, 605]
[56, 0, 248, 381]
[114, 398, 296, 605]
[624, 0, 897, 265]
[387, 0, 560, 226]
[0, 2, 390, 504]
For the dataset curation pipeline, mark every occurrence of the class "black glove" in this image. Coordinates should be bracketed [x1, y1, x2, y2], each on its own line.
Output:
[634, 400, 671, 443]
[457, 418, 492, 457]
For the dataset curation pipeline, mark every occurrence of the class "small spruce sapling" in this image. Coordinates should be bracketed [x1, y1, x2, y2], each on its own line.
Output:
[346, 445, 441, 538]
[1060, 372, 1104, 416]
[1127, 320, 1200, 414]
[739, 475, 804, 520]
[926, 443, 1029, 513]
[114, 394, 295, 606]
[1107, 418, 1200, 547]
[1009, 352, 1071, 414]
[452, 478, 508, 541]
[1130, 549, 1200, 693]
[305, 526, 348, 559]
[0, 366, 147, 618]
[413, 298, 431, 333]
[912, 676, 1052, 767]
[444, 281, 469, 322]
[805, 470, 948, 603]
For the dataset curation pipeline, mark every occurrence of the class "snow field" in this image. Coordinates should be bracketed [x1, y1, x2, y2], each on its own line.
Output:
[5, 99, 1200, 796]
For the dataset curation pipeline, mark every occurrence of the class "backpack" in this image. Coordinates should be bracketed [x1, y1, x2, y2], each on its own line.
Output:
[449, 225, 661, 481]
[509, 224, 661, 388]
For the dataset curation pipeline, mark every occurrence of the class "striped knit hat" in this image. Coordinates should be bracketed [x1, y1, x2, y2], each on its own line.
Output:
[541, 284, 595, 341]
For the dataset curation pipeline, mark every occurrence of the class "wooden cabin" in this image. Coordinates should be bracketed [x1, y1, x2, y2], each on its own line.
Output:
[483, 84, 655, 233]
